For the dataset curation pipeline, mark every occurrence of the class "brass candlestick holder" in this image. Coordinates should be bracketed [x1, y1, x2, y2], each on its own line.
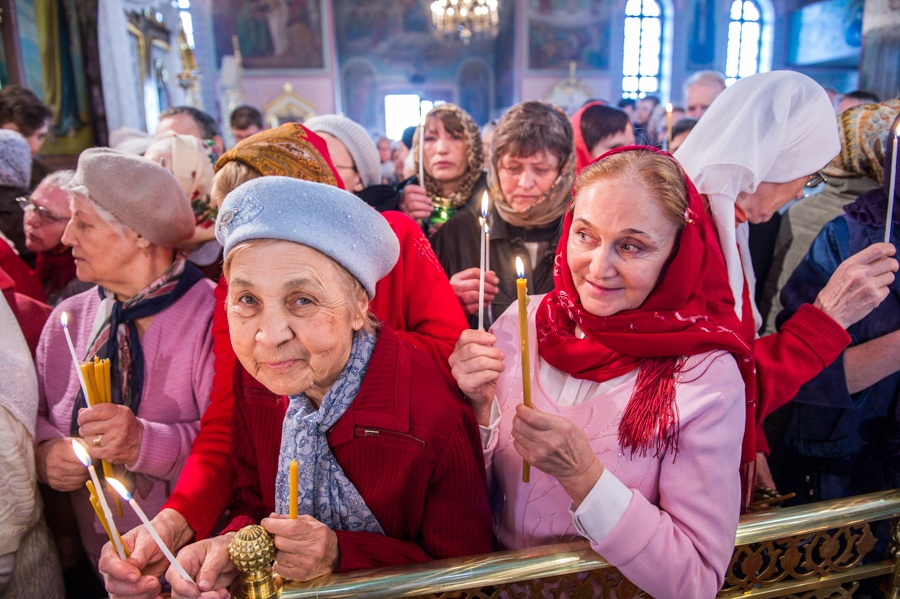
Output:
[228, 525, 284, 599]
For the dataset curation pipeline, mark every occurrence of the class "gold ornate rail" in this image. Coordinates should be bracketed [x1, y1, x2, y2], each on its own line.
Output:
[279, 489, 900, 598]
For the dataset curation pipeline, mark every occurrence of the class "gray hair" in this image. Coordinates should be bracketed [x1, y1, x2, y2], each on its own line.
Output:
[40, 169, 75, 191]
[683, 71, 726, 95]
[69, 190, 128, 237]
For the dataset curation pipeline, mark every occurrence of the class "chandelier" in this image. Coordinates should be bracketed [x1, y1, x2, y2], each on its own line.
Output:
[431, 0, 500, 45]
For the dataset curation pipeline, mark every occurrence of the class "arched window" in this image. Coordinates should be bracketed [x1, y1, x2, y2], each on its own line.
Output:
[725, 0, 762, 85]
[622, 0, 663, 99]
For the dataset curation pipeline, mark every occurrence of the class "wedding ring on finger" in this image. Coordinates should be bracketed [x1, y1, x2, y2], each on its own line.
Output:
[92, 434, 103, 447]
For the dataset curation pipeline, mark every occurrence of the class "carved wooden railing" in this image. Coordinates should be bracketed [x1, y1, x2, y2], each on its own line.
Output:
[278, 490, 900, 598]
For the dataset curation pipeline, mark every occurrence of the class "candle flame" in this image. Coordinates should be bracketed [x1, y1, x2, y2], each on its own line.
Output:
[666, 102, 673, 113]
[481, 191, 489, 217]
[106, 477, 132, 501]
[60, 312, 68, 328]
[72, 439, 91, 467]
[516, 256, 525, 278]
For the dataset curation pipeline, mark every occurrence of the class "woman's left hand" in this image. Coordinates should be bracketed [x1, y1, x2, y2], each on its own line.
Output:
[78, 403, 144, 466]
[262, 514, 340, 582]
[512, 404, 604, 507]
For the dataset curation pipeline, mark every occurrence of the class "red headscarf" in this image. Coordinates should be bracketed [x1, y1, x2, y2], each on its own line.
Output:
[571, 101, 607, 173]
[536, 146, 756, 493]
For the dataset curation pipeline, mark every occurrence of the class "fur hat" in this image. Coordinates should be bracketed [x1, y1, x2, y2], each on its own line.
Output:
[304, 115, 382, 188]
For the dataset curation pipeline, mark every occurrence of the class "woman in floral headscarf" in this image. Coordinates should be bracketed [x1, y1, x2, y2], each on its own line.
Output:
[398, 103, 487, 234]
[431, 101, 576, 329]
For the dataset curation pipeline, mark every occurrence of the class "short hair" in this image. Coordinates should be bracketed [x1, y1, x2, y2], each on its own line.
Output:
[159, 106, 221, 139]
[230, 105, 264, 130]
[671, 117, 699, 139]
[0, 85, 54, 136]
[579, 104, 631, 151]
[638, 95, 661, 108]
[574, 149, 688, 231]
[491, 101, 573, 168]
[40, 169, 76, 191]
[841, 90, 880, 104]
[617, 98, 636, 110]
[210, 160, 261, 204]
[683, 70, 726, 95]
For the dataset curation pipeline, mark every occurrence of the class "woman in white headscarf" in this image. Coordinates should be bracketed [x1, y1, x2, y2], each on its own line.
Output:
[675, 70, 898, 497]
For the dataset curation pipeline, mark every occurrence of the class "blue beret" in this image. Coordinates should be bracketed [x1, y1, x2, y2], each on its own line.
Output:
[216, 176, 399, 298]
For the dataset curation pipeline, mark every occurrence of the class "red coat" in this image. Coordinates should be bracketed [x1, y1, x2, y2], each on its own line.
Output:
[223, 325, 493, 570]
[165, 212, 469, 539]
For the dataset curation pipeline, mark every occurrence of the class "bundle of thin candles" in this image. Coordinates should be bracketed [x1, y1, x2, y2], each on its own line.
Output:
[81, 358, 123, 517]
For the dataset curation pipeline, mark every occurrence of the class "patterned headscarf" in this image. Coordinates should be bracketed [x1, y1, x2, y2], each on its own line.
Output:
[145, 133, 218, 226]
[412, 104, 483, 212]
[487, 102, 576, 229]
[825, 99, 900, 185]
[215, 123, 342, 188]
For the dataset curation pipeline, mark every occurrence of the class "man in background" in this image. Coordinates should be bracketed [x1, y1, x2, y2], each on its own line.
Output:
[683, 70, 726, 119]
[230, 105, 265, 143]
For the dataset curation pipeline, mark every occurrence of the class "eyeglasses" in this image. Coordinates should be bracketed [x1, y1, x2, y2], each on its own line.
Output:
[805, 171, 828, 189]
[16, 196, 69, 224]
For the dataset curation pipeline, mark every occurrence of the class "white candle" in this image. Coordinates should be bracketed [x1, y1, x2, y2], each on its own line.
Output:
[885, 124, 899, 244]
[107, 478, 195, 583]
[485, 221, 492, 327]
[418, 109, 427, 187]
[72, 441, 126, 559]
[60, 313, 92, 405]
[478, 192, 489, 330]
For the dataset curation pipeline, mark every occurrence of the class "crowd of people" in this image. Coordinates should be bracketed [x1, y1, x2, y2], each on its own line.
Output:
[0, 68, 896, 599]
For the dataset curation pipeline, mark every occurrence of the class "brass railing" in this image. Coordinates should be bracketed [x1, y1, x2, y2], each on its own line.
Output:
[279, 489, 900, 598]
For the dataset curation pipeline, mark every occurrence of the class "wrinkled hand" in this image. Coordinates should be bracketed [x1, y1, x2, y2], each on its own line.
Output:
[35, 437, 90, 491]
[449, 267, 500, 316]
[78, 403, 144, 466]
[449, 329, 505, 426]
[167, 533, 236, 599]
[512, 405, 604, 507]
[101, 509, 193, 599]
[399, 184, 433, 221]
[262, 514, 339, 582]
[814, 242, 897, 329]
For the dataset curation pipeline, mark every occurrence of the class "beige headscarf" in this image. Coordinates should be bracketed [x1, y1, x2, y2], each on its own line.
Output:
[825, 99, 900, 184]
[144, 133, 218, 225]
[675, 71, 840, 325]
[412, 103, 484, 212]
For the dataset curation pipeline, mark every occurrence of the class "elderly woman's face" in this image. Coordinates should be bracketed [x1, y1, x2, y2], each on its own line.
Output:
[61, 196, 144, 291]
[568, 177, 679, 317]
[226, 240, 366, 404]
[734, 175, 808, 224]
[497, 150, 560, 212]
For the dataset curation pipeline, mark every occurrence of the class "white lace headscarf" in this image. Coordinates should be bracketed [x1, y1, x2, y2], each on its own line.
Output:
[0, 293, 38, 437]
[675, 70, 840, 328]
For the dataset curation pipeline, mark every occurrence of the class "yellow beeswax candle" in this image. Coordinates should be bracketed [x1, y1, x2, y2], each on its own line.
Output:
[515, 257, 532, 483]
[289, 460, 299, 519]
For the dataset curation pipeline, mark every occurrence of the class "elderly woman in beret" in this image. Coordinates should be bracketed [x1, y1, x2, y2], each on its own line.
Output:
[33, 148, 215, 574]
[162, 176, 490, 598]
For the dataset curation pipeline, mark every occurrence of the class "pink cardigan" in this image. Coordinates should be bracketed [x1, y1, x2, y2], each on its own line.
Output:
[34, 282, 215, 569]
[485, 297, 745, 599]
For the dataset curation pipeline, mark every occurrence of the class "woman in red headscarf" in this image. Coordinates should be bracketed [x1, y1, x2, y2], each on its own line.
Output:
[451, 146, 752, 599]
[571, 101, 635, 173]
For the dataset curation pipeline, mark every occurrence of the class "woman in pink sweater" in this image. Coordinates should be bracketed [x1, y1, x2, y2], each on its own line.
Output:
[451, 147, 751, 598]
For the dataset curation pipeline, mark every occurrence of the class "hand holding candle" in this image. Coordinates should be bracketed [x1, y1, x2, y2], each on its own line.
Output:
[107, 478, 195, 584]
[72, 440, 126, 559]
[515, 257, 533, 483]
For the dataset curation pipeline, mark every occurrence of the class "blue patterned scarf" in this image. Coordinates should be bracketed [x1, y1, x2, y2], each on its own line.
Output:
[274, 329, 384, 534]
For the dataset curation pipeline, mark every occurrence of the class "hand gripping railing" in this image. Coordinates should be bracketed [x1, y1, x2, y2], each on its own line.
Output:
[277, 489, 900, 598]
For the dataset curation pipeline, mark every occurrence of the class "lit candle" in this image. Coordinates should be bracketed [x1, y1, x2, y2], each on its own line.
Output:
[60, 313, 92, 407]
[515, 257, 532, 483]
[72, 440, 126, 559]
[107, 478, 195, 584]
[289, 459, 299, 519]
[665, 103, 673, 150]
[885, 122, 899, 244]
[485, 220, 492, 328]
